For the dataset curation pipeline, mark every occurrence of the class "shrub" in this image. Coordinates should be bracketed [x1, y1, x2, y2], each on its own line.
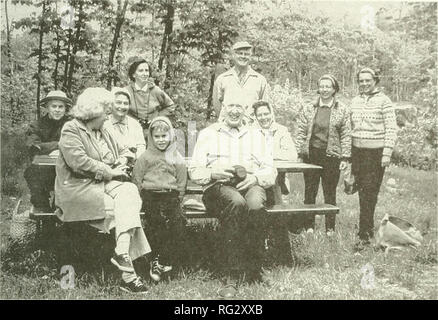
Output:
[271, 79, 306, 136]
[1, 125, 30, 196]
[392, 82, 437, 171]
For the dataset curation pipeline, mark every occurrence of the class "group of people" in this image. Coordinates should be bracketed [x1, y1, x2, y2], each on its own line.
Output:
[24, 40, 397, 297]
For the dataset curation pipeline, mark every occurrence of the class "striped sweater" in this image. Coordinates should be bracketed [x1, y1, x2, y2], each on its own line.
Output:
[350, 89, 397, 157]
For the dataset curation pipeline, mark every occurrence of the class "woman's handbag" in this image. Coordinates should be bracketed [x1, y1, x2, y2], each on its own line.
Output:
[343, 163, 358, 195]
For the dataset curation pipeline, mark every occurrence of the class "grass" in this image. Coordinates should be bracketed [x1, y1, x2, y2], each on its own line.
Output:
[0, 166, 437, 300]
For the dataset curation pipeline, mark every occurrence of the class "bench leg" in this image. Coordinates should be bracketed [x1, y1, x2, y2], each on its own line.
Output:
[266, 218, 293, 266]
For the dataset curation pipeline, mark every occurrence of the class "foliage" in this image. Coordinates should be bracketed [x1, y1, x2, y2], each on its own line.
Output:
[270, 78, 305, 136]
[393, 82, 438, 171]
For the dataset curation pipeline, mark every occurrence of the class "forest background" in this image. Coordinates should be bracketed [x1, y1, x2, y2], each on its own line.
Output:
[1, 0, 437, 196]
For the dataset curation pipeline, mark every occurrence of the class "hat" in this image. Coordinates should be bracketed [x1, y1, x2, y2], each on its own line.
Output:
[111, 87, 131, 103]
[232, 41, 253, 51]
[40, 90, 72, 106]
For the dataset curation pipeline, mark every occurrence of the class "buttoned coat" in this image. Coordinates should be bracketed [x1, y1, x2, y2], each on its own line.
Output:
[295, 99, 352, 159]
[55, 119, 130, 222]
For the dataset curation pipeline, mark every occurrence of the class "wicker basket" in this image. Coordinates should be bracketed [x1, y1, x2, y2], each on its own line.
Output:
[9, 200, 37, 243]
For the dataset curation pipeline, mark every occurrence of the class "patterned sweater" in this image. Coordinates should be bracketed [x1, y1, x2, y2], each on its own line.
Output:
[350, 89, 397, 157]
[295, 98, 351, 159]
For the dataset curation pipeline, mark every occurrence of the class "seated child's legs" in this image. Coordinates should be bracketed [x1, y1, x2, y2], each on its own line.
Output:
[140, 190, 186, 265]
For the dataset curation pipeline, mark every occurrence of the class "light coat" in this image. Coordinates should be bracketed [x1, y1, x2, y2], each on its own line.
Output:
[55, 119, 130, 222]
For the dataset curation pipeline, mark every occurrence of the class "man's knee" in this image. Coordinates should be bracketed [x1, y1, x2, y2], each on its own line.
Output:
[245, 186, 266, 211]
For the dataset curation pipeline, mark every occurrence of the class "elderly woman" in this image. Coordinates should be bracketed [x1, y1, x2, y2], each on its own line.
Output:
[252, 100, 297, 196]
[124, 59, 175, 130]
[104, 87, 146, 159]
[351, 68, 397, 248]
[55, 88, 151, 293]
[295, 74, 351, 233]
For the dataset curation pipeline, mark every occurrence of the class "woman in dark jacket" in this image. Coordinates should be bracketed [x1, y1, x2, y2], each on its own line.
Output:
[295, 74, 351, 233]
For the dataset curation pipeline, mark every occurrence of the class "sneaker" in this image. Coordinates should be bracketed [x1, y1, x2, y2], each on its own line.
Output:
[111, 253, 135, 273]
[217, 283, 238, 299]
[149, 258, 173, 282]
[119, 277, 148, 294]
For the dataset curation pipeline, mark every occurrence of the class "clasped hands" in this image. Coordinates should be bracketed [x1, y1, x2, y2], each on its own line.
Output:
[109, 157, 130, 180]
[211, 166, 257, 191]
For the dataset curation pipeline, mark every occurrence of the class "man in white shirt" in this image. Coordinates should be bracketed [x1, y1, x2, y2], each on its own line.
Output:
[189, 102, 277, 298]
[105, 87, 146, 160]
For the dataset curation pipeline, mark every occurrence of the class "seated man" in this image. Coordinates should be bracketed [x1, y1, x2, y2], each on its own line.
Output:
[252, 100, 297, 195]
[24, 90, 72, 213]
[105, 87, 146, 160]
[188, 102, 277, 298]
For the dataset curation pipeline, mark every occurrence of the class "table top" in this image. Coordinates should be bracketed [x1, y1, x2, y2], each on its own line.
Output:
[33, 155, 322, 172]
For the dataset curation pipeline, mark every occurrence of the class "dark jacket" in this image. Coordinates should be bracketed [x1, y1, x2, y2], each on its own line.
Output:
[295, 98, 351, 160]
[26, 114, 70, 156]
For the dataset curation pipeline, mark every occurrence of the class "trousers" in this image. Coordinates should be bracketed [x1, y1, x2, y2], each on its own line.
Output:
[302, 147, 340, 231]
[140, 190, 187, 265]
[352, 147, 385, 241]
[24, 164, 56, 210]
[202, 183, 267, 279]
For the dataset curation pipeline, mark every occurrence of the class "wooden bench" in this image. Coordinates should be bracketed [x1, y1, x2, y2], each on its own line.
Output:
[29, 156, 340, 226]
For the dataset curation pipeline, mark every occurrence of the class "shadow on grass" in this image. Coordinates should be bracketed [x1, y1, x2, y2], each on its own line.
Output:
[1, 216, 311, 287]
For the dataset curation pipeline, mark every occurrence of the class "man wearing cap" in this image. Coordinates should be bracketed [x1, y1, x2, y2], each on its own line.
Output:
[24, 90, 72, 213]
[104, 87, 146, 160]
[213, 41, 271, 123]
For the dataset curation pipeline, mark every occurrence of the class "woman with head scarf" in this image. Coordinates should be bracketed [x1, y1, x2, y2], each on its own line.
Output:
[252, 100, 297, 197]
[295, 74, 351, 233]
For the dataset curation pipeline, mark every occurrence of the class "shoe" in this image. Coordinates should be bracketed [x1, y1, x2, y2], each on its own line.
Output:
[353, 240, 371, 252]
[217, 284, 238, 299]
[119, 277, 148, 294]
[149, 257, 173, 282]
[111, 253, 135, 273]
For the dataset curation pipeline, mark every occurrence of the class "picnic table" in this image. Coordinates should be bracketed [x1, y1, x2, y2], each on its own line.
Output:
[30, 154, 339, 263]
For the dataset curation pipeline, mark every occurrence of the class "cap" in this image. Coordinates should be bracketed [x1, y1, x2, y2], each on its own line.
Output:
[40, 90, 72, 106]
[232, 41, 253, 51]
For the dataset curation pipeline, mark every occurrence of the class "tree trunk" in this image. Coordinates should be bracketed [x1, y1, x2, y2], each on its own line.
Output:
[53, 30, 61, 89]
[36, 0, 48, 120]
[158, 0, 174, 75]
[67, 0, 84, 95]
[4, 0, 13, 75]
[206, 69, 216, 120]
[308, 71, 312, 92]
[106, 0, 129, 90]
[62, 29, 72, 91]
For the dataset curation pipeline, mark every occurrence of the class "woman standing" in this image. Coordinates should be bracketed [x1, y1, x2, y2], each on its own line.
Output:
[124, 59, 175, 130]
[55, 87, 151, 293]
[295, 74, 351, 233]
[350, 68, 397, 247]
